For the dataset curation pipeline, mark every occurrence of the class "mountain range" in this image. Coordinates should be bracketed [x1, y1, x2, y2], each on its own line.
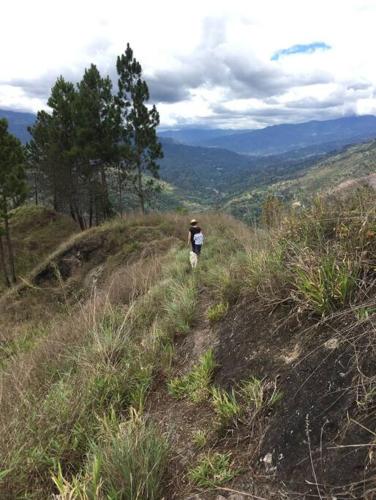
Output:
[160, 115, 376, 156]
[0, 109, 35, 143]
[2, 108, 376, 216]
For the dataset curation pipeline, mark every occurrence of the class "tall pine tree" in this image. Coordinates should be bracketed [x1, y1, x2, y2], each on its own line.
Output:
[117, 44, 163, 213]
[75, 64, 121, 225]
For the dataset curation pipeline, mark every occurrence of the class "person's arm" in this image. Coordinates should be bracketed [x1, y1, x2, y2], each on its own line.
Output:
[187, 230, 191, 245]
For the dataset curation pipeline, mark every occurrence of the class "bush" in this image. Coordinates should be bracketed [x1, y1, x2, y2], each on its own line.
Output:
[192, 429, 208, 449]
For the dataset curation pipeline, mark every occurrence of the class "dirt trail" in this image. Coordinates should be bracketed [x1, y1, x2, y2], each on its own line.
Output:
[147, 287, 220, 499]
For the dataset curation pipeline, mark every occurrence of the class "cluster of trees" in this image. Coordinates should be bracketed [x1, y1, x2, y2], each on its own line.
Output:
[27, 44, 163, 229]
[0, 44, 162, 287]
[0, 119, 27, 287]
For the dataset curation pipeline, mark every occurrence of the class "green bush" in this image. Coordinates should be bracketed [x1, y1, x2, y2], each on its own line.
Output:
[240, 376, 283, 411]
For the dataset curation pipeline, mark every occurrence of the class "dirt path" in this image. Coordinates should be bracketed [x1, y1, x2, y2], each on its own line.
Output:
[147, 287, 220, 499]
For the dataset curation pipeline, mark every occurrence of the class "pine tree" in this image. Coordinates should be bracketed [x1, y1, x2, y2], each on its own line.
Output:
[47, 77, 86, 228]
[75, 64, 121, 224]
[27, 111, 53, 206]
[0, 119, 27, 285]
[116, 43, 163, 213]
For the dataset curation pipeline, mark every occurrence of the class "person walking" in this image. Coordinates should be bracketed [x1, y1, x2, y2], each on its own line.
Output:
[188, 219, 204, 256]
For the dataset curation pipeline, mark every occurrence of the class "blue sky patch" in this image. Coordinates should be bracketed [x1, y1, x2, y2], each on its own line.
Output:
[272, 42, 331, 61]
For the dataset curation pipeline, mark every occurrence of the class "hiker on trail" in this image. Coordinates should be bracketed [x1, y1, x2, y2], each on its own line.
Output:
[188, 219, 204, 256]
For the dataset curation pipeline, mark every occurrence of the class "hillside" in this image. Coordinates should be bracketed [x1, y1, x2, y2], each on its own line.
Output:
[159, 139, 325, 206]
[1, 198, 376, 498]
[224, 138, 376, 219]
[0, 205, 78, 293]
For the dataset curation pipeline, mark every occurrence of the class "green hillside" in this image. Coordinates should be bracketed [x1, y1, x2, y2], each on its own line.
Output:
[2, 196, 376, 498]
[225, 139, 376, 220]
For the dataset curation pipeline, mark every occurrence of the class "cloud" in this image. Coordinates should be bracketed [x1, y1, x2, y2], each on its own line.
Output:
[271, 42, 332, 61]
[2, 0, 376, 128]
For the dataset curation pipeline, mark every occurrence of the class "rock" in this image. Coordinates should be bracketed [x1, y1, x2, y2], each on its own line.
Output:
[228, 495, 247, 500]
[262, 452, 276, 473]
[324, 338, 340, 350]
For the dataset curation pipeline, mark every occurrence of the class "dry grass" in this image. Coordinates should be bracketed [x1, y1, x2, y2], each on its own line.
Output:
[3, 199, 376, 497]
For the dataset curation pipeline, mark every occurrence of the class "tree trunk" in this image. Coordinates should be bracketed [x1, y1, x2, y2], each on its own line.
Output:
[34, 170, 39, 205]
[3, 196, 16, 284]
[118, 170, 123, 216]
[100, 165, 110, 219]
[137, 164, 145, 214]
[89, 190, 93, 228]
[69, 204, 77, 222]
[0, 234, 10, 288]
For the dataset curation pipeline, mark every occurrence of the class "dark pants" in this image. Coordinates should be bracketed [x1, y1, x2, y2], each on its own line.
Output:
[192, 244, 202, 255]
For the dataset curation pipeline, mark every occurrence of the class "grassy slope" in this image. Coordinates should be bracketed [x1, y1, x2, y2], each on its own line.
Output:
[1, 200, 376, 498]
[225, 139, 376, 220]
[0, 205, 79, 293]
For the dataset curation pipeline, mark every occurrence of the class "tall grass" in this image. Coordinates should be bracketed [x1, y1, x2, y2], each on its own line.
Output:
[53, 409, 169, 500]
[0, 215, 202, 498]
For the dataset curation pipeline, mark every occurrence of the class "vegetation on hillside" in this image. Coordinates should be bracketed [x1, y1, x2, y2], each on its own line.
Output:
[1, 190, 376, 497]
[225, 139, 376, 221]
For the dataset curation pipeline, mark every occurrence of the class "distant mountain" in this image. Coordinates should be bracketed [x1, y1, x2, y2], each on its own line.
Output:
[161, 115, 376, 156]
[159, 128, 242, 145]
[0, 109, 35, 143]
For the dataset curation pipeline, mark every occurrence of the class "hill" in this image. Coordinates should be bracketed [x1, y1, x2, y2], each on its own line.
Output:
[0, 109, 35, 143]
[159, 138, 325, 206]
[1, 198, 376, 498]
[224, 138, 376, 219]
[161, 115, 376, 155]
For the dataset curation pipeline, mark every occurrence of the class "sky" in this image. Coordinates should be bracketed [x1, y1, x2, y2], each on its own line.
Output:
[1, 0, 376, 129]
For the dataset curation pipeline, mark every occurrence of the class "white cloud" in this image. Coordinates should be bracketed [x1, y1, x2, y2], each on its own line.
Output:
[2, 0, 376, 127]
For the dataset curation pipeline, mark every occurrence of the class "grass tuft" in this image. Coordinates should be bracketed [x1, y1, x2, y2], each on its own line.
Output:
[207, 302, 229, 323]
[211, 386, 241, 426]
[168, 350, 216, 402]
[188, 452, 236, 487]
